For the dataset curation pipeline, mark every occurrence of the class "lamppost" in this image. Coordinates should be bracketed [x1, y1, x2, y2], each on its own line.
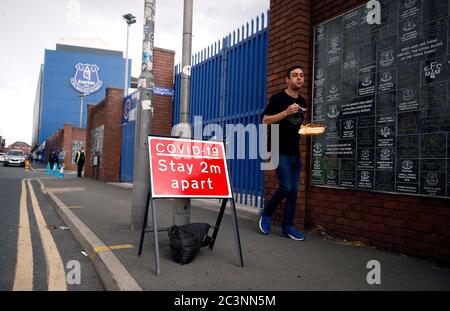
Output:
[122, 13, 136, 97]
[78, 93, 88, 128]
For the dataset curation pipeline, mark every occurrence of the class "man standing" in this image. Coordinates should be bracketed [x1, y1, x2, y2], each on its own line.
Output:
[57, 147, 66, 169]
[259, 65, 307, 241]
[75, 147, 86, 178]
[49, 150, 56, 170]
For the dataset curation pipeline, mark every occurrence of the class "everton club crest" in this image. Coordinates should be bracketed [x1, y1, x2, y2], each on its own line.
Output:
[70, 63, 103, 94]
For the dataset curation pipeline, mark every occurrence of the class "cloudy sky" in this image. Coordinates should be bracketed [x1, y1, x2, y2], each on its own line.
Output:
[0, 0, 269, 146]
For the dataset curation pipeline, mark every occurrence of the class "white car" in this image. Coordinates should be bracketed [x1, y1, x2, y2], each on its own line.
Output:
[0, 153, 5, 162]
[4, 150, 26, 167]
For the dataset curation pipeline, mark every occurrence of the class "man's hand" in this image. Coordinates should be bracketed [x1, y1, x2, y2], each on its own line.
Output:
[285, 103, 300, 116]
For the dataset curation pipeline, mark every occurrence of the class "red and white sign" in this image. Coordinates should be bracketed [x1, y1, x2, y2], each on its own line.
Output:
[148, 136, 232, 198]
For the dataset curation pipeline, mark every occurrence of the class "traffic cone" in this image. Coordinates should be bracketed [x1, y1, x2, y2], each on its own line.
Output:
[46, 162, 51, 175]
[59, 166, 64, 179]
[53, 163, 58, 176]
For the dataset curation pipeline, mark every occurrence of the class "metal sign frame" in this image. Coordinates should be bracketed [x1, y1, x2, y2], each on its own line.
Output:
[138, 135, 244, 275]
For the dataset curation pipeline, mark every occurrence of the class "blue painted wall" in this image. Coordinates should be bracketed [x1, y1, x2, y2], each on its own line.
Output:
[38, 45, 130, 144]
[120, 91, 138, 182]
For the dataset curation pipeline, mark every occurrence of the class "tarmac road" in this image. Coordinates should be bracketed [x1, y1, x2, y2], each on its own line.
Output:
[0, 165, 103, 291]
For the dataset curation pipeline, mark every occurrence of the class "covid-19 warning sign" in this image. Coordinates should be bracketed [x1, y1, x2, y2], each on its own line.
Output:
[148, 136, 232, 198]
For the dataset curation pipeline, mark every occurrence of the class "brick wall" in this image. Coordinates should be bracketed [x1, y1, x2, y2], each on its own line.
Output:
[84, 48, 175, 182]
[62, 124, 86, 171]
[85, 87, 123, 182]
[7, 143, 31, 154]
[45, 124, 86, 171]
[152, 47, 175, 136]
[267, 0, 450, 261]
[45, 130, 62, 165]
[266, 0, 313, 230]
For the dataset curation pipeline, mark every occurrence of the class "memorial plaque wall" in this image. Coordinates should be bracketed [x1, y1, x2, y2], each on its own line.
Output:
[311, 0, 450, 199]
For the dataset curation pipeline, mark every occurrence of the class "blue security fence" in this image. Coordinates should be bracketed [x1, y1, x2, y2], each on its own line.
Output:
[173, 12, 269, 208]
[121, 91, 138, 182]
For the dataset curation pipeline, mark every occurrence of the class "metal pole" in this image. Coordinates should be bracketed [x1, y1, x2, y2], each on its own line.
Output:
[130, 0, 155, 230]
[124, 23, 130, 97]
[79, 94, 84, 128]
[180, 0, 193, 125]
[172, 0, 193, 226]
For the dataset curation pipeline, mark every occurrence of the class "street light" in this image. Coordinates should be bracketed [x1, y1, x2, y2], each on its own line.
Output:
[122, 13, 136, 97]
[78, 93, 88, 128]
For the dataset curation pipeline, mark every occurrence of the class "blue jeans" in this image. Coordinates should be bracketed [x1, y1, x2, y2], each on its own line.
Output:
[264, 154, 301, 228]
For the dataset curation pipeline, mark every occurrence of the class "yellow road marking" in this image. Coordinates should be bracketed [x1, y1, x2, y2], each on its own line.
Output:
[13, 179, 34, 291]
[46, 187, 85, 193]
[67, 205, 83, 209]
[27, 179, 67, 291]
[90, 244, 134, 261]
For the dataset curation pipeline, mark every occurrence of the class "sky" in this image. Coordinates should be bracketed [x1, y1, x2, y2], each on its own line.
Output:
[0, 0, 269, 146]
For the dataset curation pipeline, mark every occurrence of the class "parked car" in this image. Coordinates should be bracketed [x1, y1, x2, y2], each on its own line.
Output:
[0, 152, 5, 163]
[3, 150, 26, 167]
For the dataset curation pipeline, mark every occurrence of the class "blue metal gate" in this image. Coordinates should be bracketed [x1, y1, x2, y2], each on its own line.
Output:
[121, 92, 138, 182]
[173, 11, 269, 208]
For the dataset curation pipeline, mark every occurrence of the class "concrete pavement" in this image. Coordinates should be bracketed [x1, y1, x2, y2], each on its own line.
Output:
[30, 164, 450, 291]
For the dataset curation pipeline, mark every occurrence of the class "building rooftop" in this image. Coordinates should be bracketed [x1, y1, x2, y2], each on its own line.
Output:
[8, 141, 31, 148]
[54, 37, 123, 57]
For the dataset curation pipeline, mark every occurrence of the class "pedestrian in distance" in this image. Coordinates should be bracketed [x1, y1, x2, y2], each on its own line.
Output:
[52, 150, 59, 170]
[75, 147, 86, 178]
[57, 147, 66, 169]
[49, 149, 56, 170]
[259, 65, 307, 241]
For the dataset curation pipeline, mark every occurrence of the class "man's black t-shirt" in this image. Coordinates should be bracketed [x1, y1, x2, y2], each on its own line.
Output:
[263, 91, 306, 155]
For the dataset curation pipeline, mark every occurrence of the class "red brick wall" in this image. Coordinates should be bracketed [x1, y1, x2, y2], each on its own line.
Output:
[7, 143, 31, 154]
[45, 129, 63, 165]
[152, 47, 175, 136]
[85, 88, 123, 182]
[266, 0, 313, 230]
[84, 49, 175, 182]
[45, 124, 86, 171]
[267, 0, 450, 261]
[61, 124, 86, 171]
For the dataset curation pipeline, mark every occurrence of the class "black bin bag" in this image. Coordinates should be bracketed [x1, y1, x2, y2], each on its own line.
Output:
[168, 223, 212, 265]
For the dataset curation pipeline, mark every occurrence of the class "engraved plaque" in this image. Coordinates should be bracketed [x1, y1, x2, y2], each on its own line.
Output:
[377, 69, 396, 93]
[420, 171, 446, 196]
[312, 0, 449, 199]
[376, 92, 396, 114]
[421, 82, 447, 110]
[397, 62, 420, 88]
[358, 127, 376, 148]
[397, 87, 420, 111]
[377, 115, 396, 148]
[420, 133, 447, 158]
[397, 158, 419, 184]
[357, 169, 375, 190]
[375, 170, 395, 192]
[341, 118, 356, 139]
[421, 159, 446, 172]
[324, 169, 339, 187]
[397, 135, 419, 158]
[340, 159, 356, 188]
[357, 148, 375, 169]
[376, 147, 395, 170]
